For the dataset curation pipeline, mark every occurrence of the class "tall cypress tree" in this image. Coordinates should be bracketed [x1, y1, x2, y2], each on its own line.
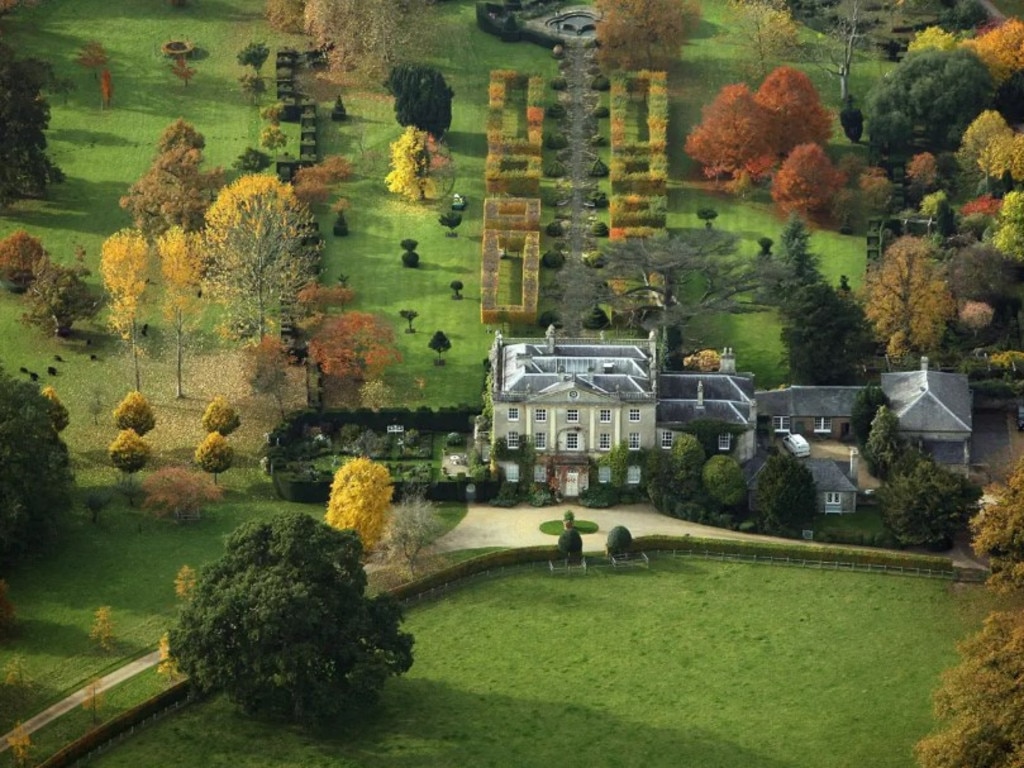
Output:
[384, 64, 454, 139]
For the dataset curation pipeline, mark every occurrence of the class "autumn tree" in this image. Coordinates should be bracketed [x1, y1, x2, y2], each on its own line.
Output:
[382, 492, 442, 576]
[21, 249, 98, 337]
[291, 155, 353, 207]
[326, 457, 393, 549]
[916, 608, 1024, 768]
[770, 143, 846, 218]
[995, 190, 1024, 260]
[385, 126, 435, 202]
[82, 678, 105, 724]
[962, 17, 1024, 85]
[730, 0, 799, 80]
[385, 63, 454, 139]
[113, 390, 156, 435]
[142, 467, 222, 521]
[0, 43, 64, 207]
[0, 230, 45, 290]
[109, 429, 152, 480]
[100, 229, 149, 391]
[41, 386, 69, 433]
[204, 175, 319, 339]
[958, 109, 1016, 184]
[246, 335, 291, 418]
[90, 606, 115, 652]
[684, 84, 772, 183]
[755, 67, 833, 158]
[971, 456, 1024, 592]
[862, 236, 955, 357]
[157, 632, 182, 682]
[303, 0, 429, 80]
[174, 565, 197, 601]
[6, 722, 31, 767]
[155, 227, 203, 398]
[170, 56, 196, 87]
[359, 379, 393, 411]
[121, 120, 224, 240]
[100, 69, 112, 109]
[308, 311, 402, 381]
[595, 0, 699, 69]
[201, 396, 241, 437]
[908, 25, 959, 53]
[194, 432, 234, 484]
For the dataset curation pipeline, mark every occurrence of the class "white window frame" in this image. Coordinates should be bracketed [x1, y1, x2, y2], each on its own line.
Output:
[629, 407, 641, 423]
[533, 464, 547, 483]
[814, 417, 832, 434]
[718, 433, 732, 451]
[598, 433, 611, 451]
[506, 431, 519, 449]
[567, 409, 579, 424]
[772, 416, 791, 433]
[535, 408, 547, 423]
[565, 432, 580, 451]
[505, 463, 519, 483]
[507, 406, 520, 422]
[628, 432, 641, 451]
[824, 492, 842, 512]
[599, 409, 612, 424]
[598, 466, 612, 484]
[627, 465, 641, 485]
[534, 432, 547, 450]
[661, 430, 674, 449]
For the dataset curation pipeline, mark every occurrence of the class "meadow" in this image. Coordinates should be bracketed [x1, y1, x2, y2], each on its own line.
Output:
[88, 559, 991, 768]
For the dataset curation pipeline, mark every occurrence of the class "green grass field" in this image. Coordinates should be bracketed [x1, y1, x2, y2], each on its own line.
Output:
[88, 559, 989, 768]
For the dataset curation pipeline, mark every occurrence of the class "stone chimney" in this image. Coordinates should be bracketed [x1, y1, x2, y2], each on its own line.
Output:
[848, 447, 859, 488]
[545, 324, 556, 354]
[720, 347, 736, 374]
[920, 355, 929, 372]
[696, 380, 705, 409]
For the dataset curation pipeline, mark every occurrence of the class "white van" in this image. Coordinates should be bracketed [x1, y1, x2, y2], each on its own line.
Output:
[782, 433, 811, 458]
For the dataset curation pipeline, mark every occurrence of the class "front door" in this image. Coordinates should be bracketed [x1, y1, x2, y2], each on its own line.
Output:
[565, 470, 579, 497]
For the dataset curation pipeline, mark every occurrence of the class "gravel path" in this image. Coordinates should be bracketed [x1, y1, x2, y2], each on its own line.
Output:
[559, 41, 600, 261]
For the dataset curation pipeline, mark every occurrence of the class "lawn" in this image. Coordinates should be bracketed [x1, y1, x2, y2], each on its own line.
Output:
[88, 559, 990, 768]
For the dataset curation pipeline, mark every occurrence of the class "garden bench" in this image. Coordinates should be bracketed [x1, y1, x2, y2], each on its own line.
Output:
[549, 556, 587, 575]
[609, 552, 649, 569]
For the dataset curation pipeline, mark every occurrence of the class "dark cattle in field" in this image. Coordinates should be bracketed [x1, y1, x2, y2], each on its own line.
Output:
[47, 366, 58, 376]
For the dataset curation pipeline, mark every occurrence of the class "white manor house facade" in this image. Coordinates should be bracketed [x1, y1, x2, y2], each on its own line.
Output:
[488, 327, 758, 497]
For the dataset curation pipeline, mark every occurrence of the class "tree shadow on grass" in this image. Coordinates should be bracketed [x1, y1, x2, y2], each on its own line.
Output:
[444, 131, 487, 159]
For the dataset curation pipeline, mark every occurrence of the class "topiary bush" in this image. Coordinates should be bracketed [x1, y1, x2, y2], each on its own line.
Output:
[490, 482, 520, 508]
[401, 251, 420, 268]
[579, 484, 618, 508]
[590, 135, 608, 147]
[592, 105, 609, 118]
[606, 525, 633, 555]
[546, 220, 564, 237]
[590, 221, 609, 237]
[544, 131, 568, 150]
[589, 158, 609, 177]
[546, 103, 566, 119]
[591, 74, 610, 91]
[234, 147, 271, 172]
[543, 160, 566, 178]
[582, 305, 610, 329]
[557, 527, 583, 556]
[542, 249, 566, 268]
[550, 76, 567, 91]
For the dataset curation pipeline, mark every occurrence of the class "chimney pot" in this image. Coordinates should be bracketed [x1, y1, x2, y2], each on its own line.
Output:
[921, 356, 929, 372]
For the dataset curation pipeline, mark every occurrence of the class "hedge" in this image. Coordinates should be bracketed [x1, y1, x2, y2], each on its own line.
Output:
[38, 681, 193, 768]
[273, 473, 502, 504]
[389, 545, 559, 601]
[271, 406, 483, 445]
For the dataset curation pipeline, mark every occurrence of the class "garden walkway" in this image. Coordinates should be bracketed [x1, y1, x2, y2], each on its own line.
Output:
[0, 650, 161, 754]
[559, 40, 600, 264]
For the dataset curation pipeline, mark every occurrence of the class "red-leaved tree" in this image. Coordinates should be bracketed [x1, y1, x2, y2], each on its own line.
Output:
[755, 66, 832, 158]
[142, 466, 222, 521]
[0, 229, 45, 290]
[684, 84, 773, 182]
[771, 143, 846, 217]
[308, 311, 402, 381]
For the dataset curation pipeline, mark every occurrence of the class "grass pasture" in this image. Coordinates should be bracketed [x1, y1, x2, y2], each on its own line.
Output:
[89, 559, 986, 768]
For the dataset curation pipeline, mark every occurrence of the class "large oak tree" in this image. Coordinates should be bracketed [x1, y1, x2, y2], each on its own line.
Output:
[595, 0, 699, 70]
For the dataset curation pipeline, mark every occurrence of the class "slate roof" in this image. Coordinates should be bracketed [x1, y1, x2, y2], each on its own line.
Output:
[495, 341, 655, 398]
[657, 372, 756, 426]
[746, 455, 856, 493]
[755, 386, 862, 418]
[880, 370, 972, 434]
[922, 440, 967, 465]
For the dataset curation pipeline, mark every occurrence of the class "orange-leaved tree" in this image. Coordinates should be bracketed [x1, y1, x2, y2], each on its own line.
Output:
[755, 66, 833, 158]
[155, 226, 203, 398]
[100, 69, 112, 109]
[142, 466, 222, 521]
[385, 126, 435, 202]
[246, 335, 292, 418]
[325, 456, 393, 550]
[595, 0, 699, 69]
[684, 83, 773, 184]
[0, 229, 45, 290]
[862, 235, 955, 357]
[113, 390, 156, 435]
[100, 229, 149, 391]
[308, 311, 402, 381]
[203, 174, 318, 339]
[962, 17, 1024, 85]
[971, 454, 1024, 592]
[770, 143, 846, 217]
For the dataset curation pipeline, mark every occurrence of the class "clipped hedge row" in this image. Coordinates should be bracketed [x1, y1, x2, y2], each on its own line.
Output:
[632, 535, 955, 573]
[485, 155, 542, 195]
[480, 228, 540, 325]
[273, 473, 503, 505]
[271, 406, 482, 445]
[38, 682, 192, 768]
[389, 545, 559, 601]
[483, 197, 542, 231]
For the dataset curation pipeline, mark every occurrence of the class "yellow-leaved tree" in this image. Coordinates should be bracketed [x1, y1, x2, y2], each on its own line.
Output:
[40, 386, 69, 432]
[156, 226, 203, 398]
[728, 0, 799, 80]
[995, 190, 1024, 260]
[384, 126, 435, 202]
[908, 26, 958, 53]
[862, 236, 955, 357]
[100, 229, 150, 391]
[325, 457, 393, 550]
[958, 110, 1015, 183]
[203, 174, 319, 339]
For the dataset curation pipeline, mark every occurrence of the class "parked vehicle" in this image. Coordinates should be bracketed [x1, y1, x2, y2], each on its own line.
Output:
[782, 433, 811, 458]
